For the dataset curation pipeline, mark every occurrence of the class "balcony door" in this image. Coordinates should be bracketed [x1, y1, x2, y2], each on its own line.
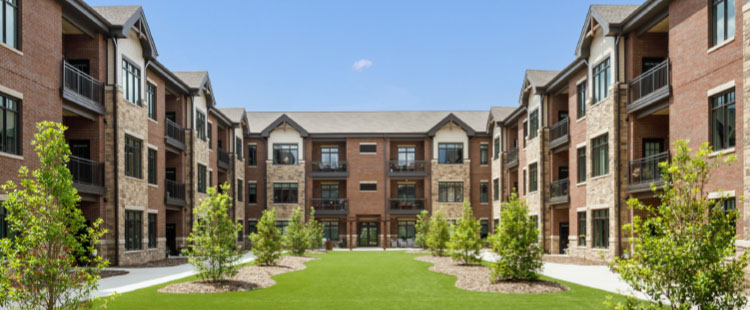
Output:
[165, 168, 177, 182]
[69, 140, 90, 159]
[642, 57, 665, 73]
[558, 167, 569, 180]
[397, 147, 416, 168]
[165, 112, 176, 123]
[320, 147, 339, 169]
[321, 183, 339, 200]
[67, 59, 90, 75]
[397, 183, 416, 200]
[642, 139, 665, 158]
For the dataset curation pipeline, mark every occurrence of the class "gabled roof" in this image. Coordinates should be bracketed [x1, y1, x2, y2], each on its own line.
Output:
[546, 58, 588, 95]
[92, 6, 158, 59]
[149, 60, 190, 94]
[520, 69, 560, 104]
[486, 106, 516, 130]
[173, 71, 215, 106]
[574, 5, 639, 58]
[426, 113, 476, 136]
[219, 107, 250, 133]
[260, 114, 309, 138]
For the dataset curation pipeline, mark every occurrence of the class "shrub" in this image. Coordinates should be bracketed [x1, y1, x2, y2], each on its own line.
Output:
[609, 140, 749, 310]
[283, 206, 308, 256]
[415, 210, 429, 249]
[448, 202, 482, 264]
[184, 183, 243, 282]
[489, 193, 542, 282]
[426, 210, 451, 256]
[305, 207, 323, 250]
[250, 208, 283, 265]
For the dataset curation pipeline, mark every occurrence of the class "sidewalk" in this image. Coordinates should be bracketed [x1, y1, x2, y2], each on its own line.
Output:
[93, 252, 255, 298]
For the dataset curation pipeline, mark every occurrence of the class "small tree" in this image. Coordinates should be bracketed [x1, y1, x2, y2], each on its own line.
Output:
[250, 208, 282, 265]
[183, 183, 242, 282]
[283, 206, 308, 256]
[415, 210, 429, 249]
[448, 202, 482, 264]
[489, 193, 542, 282]
[305, 207, 323, 249]
[608, 140, 749, 310]
[0, 122, 110, 309]
[426, 210, 451, 256]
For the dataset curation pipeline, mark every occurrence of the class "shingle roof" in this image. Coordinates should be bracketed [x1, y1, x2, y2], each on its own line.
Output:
[490, 106, 515, 122]
[591, 5, 640, 24]
[526, 70, 560, 88]
[91, 6, 140, 26]
[245, 111, 491, 135]
[218, 108, 246, 124]
[173, 71, 208, 89]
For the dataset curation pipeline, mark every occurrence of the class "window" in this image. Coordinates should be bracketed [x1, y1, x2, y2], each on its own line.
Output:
[398, 220, 416, 239]
[592, 58, 610, 103]
[147, 148, 157, 185]
[480, 182, 489, 203]
[438, 143, 463, 164]
[577, 82, 587, 118]
[493, 179, 499, 201]
[125, 136, 142, 179]
[522, 121, 528, 147]
[578, 211, 586, 247]
[523, 169, 527, 195]
[591, 135, 608, 177]
[276, 221, 289, 235]
[248, 182, 257, 203]
[148, 213, 157, 248]
[711, 0, 735, 46]
[2, 0, 18, 49]
[0, 206, 8, 239]
[207, 123, 212, 149]
[530, 215, 538, 228]
[0, 94, 19, 155]
[237, 220, 244, 241]
[479, 144, 489, 165]
[577, 147, 587, 183]
[321, 147, 339, 167]
[247, 220, 258, 235]
[493, 137, 500, 159]
[321, 183, 339, 199]
[593, 209, 609, 248]
[146, 83, 156, 120]
[480, 220, 489, 239]
[125, 210, 142, 250]
[359, 143, 377, 153]
[438, 182, 463, 203]
[197, 164, 206, 193]
[196, 111, 206, 141]
[710, 89, 735, 151]
[122, 59, 141, 105]
[322, 221, 339, 240]
[529, 110, 539, 139]
[529, 163, 538, 192]
[715, 198, 737, 230]
[273, 144, 298, 165]
[208, 169, 213, 188]
[237, 179, 243, 202]
[397, 146, 415, 166]
[248, 145, 257, 166]
[360, 182, 377, 191]
[273, 183, 298, 203]
[235, 137, 243, 161]
[397, 183, 415, 199]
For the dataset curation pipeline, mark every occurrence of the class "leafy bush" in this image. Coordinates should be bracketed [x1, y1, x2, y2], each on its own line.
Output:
[250, 208, 283, 265]
[488, 193, 542, 282]
[426, 210, 451, 256]
[415, 210, 429, 249]
[305, 207, 323, 249]
[448, 202, 482, 264]
[283, 206, 309, 256]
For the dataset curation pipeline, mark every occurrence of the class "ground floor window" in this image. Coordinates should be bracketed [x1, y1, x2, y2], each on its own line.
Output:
[530, 215, 538, 229]
[0, 206, 8, 239]
[398, 220, 416, 239]
[247, 220, 258, 235]
[148, 213, 157, 248]
[714, 198, 737, 231]
[125, 210, 142, 250]
[276, 221, 289, 235]
[480, 219, 488, 239]
[237, 220, 244, 241]
[577, 211, 586, 246]
[322, 221, 339, 241]
[592, 209, 609, 249]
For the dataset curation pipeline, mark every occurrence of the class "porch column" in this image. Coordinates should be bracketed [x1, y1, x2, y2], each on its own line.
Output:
[348, 219, 353, 250]
[381, 220, 386, 250]
[385, 218, 391, 249]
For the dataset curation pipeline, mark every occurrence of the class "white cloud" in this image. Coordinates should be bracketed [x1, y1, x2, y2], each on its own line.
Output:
[352, 59, 373, 71]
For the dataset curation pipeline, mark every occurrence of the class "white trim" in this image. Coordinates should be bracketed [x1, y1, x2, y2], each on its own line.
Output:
[707, 36, 735, 54]
[359, 181, 378, 184]
[147, 209, 159, 214]
[148, 118, 158, 125]
[0, 194, 7, 201]
[589, 173, 611, 182]
[576, 141, 587, 149]
[0, 84, 23, 100]
[197, 160, 208, 167]
[148, 183, 158, 189]
[736, 239, 750, 248]
[0, 42, 23, 56]
[707, 80, 735, 97]
[589, 129, 608, 140]
[709, 147, 735, 158]
[0, 151, 23, 161]
[124, 205, 145, 211]
[588, 204, 608, 210]
[146, 77, 158, 86]
[123, 129, 144, 141]
[247, 180, 257, 184]
[745, 1, 750, 12]
[576, 207, 587, 212]
[576, 116, 587, 124]
[147, 144, 158, 151]
[576, 181, 587, 187]
[708, 190, 735, 200]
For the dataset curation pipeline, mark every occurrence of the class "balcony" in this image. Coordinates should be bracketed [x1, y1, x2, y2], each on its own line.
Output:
[310, 161, 348, 179]
[549, 178, 569, 205]
[68, 155, 105, 195]
[165, 179, 187, 206]
[165, 119, 186, 151]
[218, 149, 230, 170]
[387, 160, 428, 177]
[61, 61, 105, 115]
[628, 151, 669, 193]
[549, 118, 569, 150]
[310, 198, 348, 216]
[388, 198, 425, 215]
[628, 59, 670, 115]
[505, 148, 518, 169]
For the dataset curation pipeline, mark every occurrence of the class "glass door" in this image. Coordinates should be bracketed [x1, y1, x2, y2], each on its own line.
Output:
[397, 147, 416, 170]
[358, 222, 379, 247]
[320, 147, 339, 170]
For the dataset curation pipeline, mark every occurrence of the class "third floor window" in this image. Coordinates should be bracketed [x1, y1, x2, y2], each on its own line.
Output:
[236, 137, 243, 161]
[592, 58, 610, 103]
[0, 93, 19, 155]
[2, 0, 18, 49]
[146, 83, 156, 120]
[248, 145, 257, 166]
[577, 81, 587, 118]
[196, 111, 206, 141]
[122, 59, 141, 105]
[321, 147, 339, 167]
[273, 144, 298, 165]
[438, 143, 463, 164]
[528, 110, 539, 139]
[711, 0, 735, 47]
[479, 144, 488, 165]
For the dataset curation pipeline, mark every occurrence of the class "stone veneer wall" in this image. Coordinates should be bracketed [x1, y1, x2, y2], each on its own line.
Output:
[266, 161, 306, 220]
[742, 3, 750, 249]
[430, 160, 471, 219]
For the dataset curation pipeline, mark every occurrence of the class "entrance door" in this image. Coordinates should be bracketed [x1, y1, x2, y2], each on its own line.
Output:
[165, 168, 177, 182]
[358, 222, 379, 247]
[165, 112, 176, 123]
[559, 222, 569, 254]
[166, 224, 176, 255]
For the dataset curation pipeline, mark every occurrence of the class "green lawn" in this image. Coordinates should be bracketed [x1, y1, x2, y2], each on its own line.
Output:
[101, 251, 624, 309]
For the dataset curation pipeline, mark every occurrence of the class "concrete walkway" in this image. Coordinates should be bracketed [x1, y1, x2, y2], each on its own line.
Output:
[93, 252, 255, 298]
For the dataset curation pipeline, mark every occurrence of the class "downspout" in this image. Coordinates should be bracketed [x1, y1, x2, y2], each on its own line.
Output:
[614, 34, 623, 258]
[111, 37, 120, 266]
[539, 93, 547, 253]
[188, 96, 194, 234]
[231, 126, 236, 223]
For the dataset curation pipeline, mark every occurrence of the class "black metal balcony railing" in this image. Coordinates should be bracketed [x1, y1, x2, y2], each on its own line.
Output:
[62, 61, 104, 108]
[550, 118, 569, 146]
[311, 160, 347, 172]
[389, 198, 425, 212]
[388, 160, 427, 173]
[629, 151, 669, 185]
[311, 198, 348, 212]
[550, 178, 569, 200]
[629, 59, 669, 105]
[506, 148, 518, 167]
[218, 149, 230, 169]
[68, 155, 104, 188]
[165, 118, 185, 145]
[165, 179, 186, 205]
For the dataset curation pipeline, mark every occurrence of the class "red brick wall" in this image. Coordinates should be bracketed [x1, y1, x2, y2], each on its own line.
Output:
[245, 137, 266, 220]
[625, 32, 669, 81]
[62, 33, 106, 82]
[346, 138, 387, 216]
[566, 67, 588, 235]
[146, 70, 166, 240]
[470, 137, 491, 219]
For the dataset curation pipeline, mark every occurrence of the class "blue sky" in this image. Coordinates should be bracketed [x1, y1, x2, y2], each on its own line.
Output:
[87, 0, 643, 111]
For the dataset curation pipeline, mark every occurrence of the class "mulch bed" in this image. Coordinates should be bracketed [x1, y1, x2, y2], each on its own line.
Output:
[542, 255, 608, 266]
[124, 257, 188, 268]
[100, 269, 129, 279]
[157, 256, 317, 294]
[415, 256, 568, 294]
[405, 249, 431, 255]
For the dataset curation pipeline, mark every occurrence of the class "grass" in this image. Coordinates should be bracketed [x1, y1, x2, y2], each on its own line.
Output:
[100, 251, 626, 309]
